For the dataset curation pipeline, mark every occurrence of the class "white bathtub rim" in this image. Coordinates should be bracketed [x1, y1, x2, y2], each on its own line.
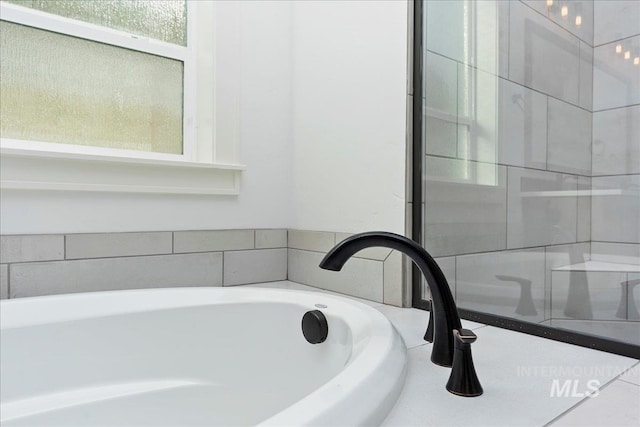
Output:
[1, 287, 408, 426]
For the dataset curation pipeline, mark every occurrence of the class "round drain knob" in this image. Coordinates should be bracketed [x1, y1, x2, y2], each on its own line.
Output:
[302, 310, 328, 344]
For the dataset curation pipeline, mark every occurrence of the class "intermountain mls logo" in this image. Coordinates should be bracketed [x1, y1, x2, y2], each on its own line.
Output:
[550, 379, 600, 398]
[516, 365, 623, 398]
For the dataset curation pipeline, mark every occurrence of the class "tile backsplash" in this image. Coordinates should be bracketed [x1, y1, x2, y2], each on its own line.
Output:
[0, 228, 405, 307]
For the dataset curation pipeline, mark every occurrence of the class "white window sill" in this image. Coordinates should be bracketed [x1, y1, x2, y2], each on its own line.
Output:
[0, 148, 245, 195]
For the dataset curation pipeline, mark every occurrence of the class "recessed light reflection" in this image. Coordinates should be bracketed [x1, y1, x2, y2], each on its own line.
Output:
[575, 15, 582, 26]
[616, 44, 622, 54]
[561, 5, 568, 18]
[546, 0, 553, 6]
[625, 51, 631, 60]
[635, 57, 640, 65]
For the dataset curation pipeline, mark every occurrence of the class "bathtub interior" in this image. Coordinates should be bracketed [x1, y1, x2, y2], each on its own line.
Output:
[1, 291, 361, 426]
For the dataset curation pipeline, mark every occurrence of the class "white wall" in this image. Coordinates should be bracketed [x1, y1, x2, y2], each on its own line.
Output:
[0, 1, 293, 234]
[1, 0, 409, 235]
[290, 0, 408, 234]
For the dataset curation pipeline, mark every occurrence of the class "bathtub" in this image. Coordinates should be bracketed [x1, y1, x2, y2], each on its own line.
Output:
[0, 287, 407, 426]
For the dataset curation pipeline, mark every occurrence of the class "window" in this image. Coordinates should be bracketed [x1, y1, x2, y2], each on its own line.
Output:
[0, 0, 244, 194]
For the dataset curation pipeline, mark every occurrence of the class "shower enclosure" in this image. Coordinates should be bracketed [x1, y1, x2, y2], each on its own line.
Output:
[412, 0, 639, 357]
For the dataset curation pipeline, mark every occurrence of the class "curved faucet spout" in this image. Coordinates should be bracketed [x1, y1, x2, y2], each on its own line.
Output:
[319, 231, 462, 367]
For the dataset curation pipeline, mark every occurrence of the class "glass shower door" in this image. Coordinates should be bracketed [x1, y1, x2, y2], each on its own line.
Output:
[415, 0, 639, 355]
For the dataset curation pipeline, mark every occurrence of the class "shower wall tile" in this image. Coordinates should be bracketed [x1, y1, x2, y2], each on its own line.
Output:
[288, 229, 335, 253]
[507, 167, 578, 249]
[577, 176, 592, 243]
[591, 242, 640, 265]
[547, 98, 591, 175]
[509, 1, 581, 105]
[593, 36, 640, 111]
[223, 249, 287, 286]
[628, 273, 640, 321]
[592, 105, 640, 176]
[457, 64, 498, 164]
[591, 175, 640, 244]
[1, 264, 7, 299]
[522, 1, 595, 44]
[9, 253, 223, 298]
[426, 0, 509, 78]
[424, 156, 507, 257]
[456, 248, 546, 322]
[578, 41, 593, 111]
[425, 0, 465, 64]
[545, 243, 591, 320]
[174, 230, 254, 253]
[473, 0, 510, 77]
[424, 51, 458, 117]
[498, 78, 548, 170]
[65, 232, 172, 260]
[0, 234, 64, 264]
[425, 116, 457, 158]
[288, 249, 383, 302]
[434, 256, 456, 299]
[383, 251, 403, 307]
[255, 229, 287, 249]
[551, 270, 628, 321]
[594, 0, 640, 46]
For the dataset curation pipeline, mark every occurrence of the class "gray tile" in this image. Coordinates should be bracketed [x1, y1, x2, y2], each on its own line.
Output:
[288, 230, 335, 253]
[509, 1, 581, 105]
[594, 0, 640, 45]
[65, 232, 172, 260]
[629, 273, 640, 321]
[223, 249, 287, 286]
[551, 271, 628, 321]
[507, 167, 578, 249]
[592, 175, 640, 244]
[383, 251, 403, 307]
[545, 243, 591, 320]
[424, 115, 457, 158]
[426, 0, 509, 77]
[457, 248, 546, 322]
[547, 98, 591, 176]
[591, 242, 640, 265]
[592, 106, 640, 176]
[10, 253, 222, 298]
[457, 64, 499, 164]
[424, 50, 458, 117]
[1, 264, 7, 299]
[426, 1, 465, 64]
[288, 249, 383, 303]
[579, 40, 593, 111]
[498, 79, 548, 170]
[424, 156, 507, 257]
[255, 229, 287, 249]
[434, 256, 456, 300]
[522, 1, 594, 45]
[577, 176, 592, 243]
[0, 235, 64, 263]
[174, 230, 254, 253]
[245, 281, 320, 292]
[593, 36, 640, 111]
[335, 232, 392, 261]
[552, 380, 640, 426]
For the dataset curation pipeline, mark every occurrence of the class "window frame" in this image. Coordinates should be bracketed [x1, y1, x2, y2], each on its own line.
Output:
[0, 1, 244, 195]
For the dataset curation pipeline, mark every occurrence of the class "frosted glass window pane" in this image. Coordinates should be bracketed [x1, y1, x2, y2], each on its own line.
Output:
[0, 21, 183, 154]
[4, 0, 187, 46]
